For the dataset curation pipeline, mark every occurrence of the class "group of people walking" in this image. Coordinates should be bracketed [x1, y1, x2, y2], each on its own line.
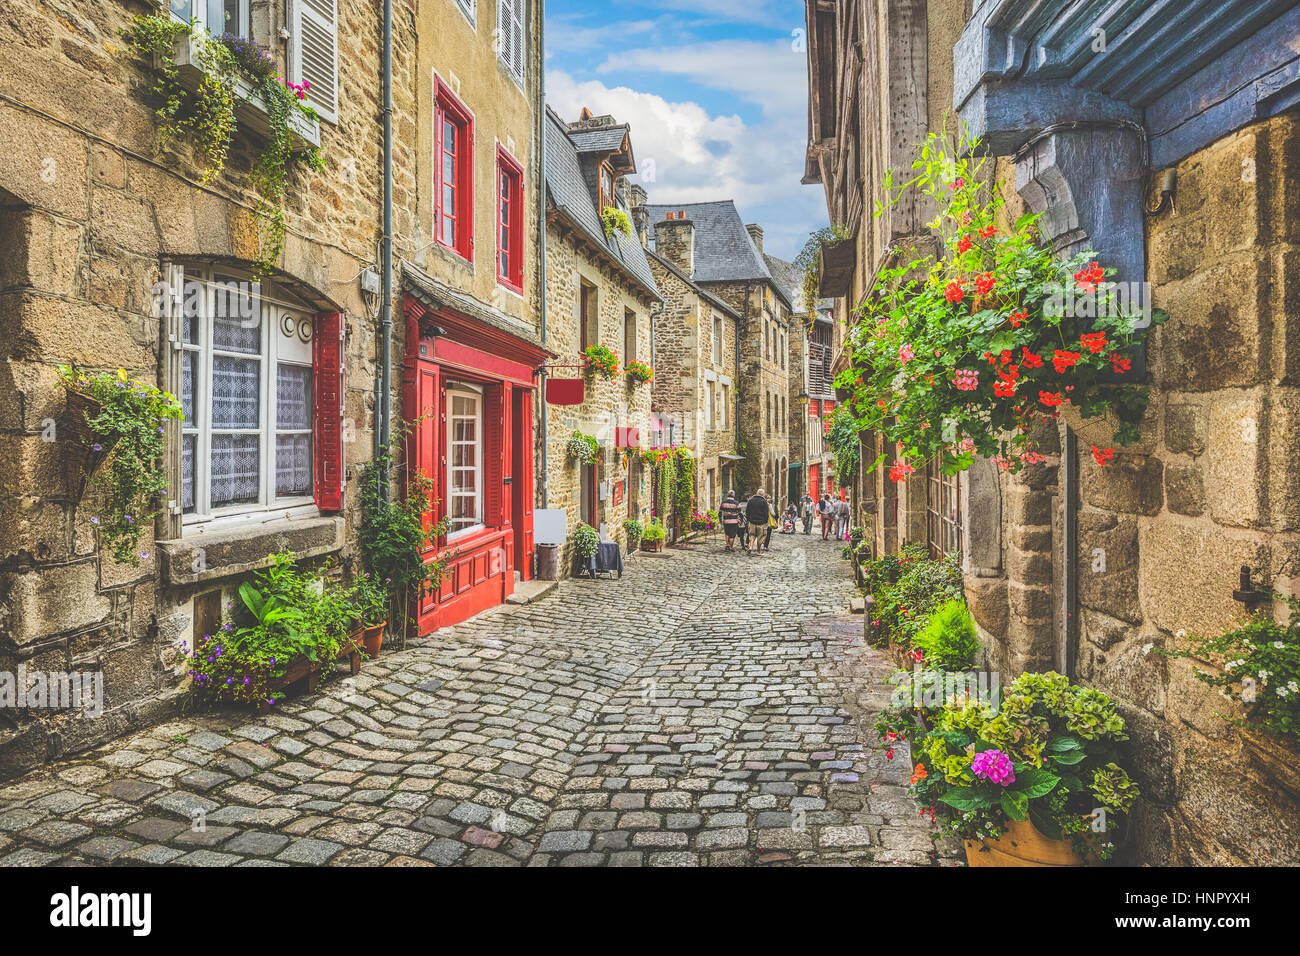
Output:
[717, 489, 852, 554]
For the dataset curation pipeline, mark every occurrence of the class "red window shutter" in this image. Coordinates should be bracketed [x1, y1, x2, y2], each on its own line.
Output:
[313, 311, 345, 511]
[484, 384, 504, 526]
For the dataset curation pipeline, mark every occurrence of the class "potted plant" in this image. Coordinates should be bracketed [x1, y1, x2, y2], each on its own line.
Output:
[567, 430, 600, 466]
[571, 522, 599, 574]
[892, 671, 1140, 866]
[351, 571, 390, 658]
[581, 343, 620, 381]
[57, 366, 183, 565]
[622, 518, 643, 553]
[640, 519, 666, 552]
[601, 205, 632, 241]
[625, 358, 654, 387]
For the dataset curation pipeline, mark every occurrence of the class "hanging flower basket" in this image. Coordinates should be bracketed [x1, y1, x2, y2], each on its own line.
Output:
[582, 344, 620, 381]
[60, 389, 116, 500]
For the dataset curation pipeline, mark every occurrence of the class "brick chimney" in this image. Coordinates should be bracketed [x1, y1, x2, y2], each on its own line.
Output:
[745, 223, 764, 255]
[654, 215, 695, 277]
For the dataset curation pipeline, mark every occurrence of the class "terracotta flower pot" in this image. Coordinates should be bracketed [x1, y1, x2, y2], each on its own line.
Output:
[964, 818, 1085, 867]
[362, 621, 386, 658]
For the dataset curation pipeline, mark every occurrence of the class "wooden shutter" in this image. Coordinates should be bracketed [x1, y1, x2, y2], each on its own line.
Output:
[484, 385, 504, 527]
[498, 0, 524, 82]
[294, 0, 338, 123]
[313, 311, 344, 511]
[511, 0, 525, 80]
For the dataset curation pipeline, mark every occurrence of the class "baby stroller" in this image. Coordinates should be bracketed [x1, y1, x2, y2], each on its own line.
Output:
[780, 509, 797, 534]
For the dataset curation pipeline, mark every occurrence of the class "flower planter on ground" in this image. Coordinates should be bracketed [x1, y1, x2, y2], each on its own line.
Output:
[161, 32, 320, 150]
[964, 818, 1086, 867]
[362, 621, 386, 659]
[256, 654, 324, 715]
[640, 539, 664, 552]
[338, 629, 364, 675]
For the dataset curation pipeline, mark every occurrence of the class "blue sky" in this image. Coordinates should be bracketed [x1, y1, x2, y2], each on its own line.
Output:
[544, 0, 828, 263]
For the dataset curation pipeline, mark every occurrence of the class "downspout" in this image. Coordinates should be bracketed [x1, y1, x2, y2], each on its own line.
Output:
[537, 0, 548, 508]
[1062, 426, 1078, 678]
[377, 0, 394, 498]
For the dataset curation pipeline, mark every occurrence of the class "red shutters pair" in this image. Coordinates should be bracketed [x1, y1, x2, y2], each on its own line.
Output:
[313, 311, 345, 511]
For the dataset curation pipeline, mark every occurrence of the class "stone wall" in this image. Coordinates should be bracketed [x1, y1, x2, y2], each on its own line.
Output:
[0, 0, 391, 775]
[542, 225, 654, 572]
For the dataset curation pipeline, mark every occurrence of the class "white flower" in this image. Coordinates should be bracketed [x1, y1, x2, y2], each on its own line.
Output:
[1142, 642, 1154, 655]
[1273, 641, 1285, 649]
[1224, 661, 1236, 671]
[1288, 680, 1299, 693]
[1278, 686, 1291, 698]
[1259, 669, 1272, 681]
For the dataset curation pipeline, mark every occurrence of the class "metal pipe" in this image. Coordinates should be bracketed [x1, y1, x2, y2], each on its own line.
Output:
[1061, 426, 1078, 677]
[537, 0, 548, 508]
[377, 0, 394, 498]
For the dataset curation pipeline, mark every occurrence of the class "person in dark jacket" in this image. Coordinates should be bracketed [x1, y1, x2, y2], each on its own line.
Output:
[719, 491, 743, 551]
[745, 489, 770, 555]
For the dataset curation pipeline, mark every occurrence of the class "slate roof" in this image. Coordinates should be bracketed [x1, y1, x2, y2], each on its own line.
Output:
[544, 109, 660, 301]
[644, 201, 785, 304]
[644, 248, 741, 322]
[765, 252, 831, 316]
[568, 124, 630, 155]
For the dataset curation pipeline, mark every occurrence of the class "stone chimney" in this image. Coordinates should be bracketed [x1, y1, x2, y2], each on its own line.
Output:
[654, 214, 695, 277]
[745, 223, 764, 255]
[627, 183, 649, 246]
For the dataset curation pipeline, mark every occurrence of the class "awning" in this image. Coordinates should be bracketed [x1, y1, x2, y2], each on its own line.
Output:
[817, 235, 856, 298]
[720, 453, 745, 461]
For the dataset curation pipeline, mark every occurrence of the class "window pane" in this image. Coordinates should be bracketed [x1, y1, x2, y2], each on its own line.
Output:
[275, 433, 312, 497]
[171, 0, 192, 20]
[212, 355, 261, 429]
[276, 364, 312, 430]
[181, 350, 197, 427]
[182, 433, 196, 513]
[210, 433, 259, 506]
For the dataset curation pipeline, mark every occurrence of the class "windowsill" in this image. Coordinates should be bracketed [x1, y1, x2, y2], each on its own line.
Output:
[427, 239, 474, 271]
[159, 514, 344, 586]
[161, 33, 322, 151]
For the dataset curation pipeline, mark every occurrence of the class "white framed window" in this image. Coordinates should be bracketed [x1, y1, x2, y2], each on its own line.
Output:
[712, 315, 722, 364]
[170, 0, 251, 38]
[447, 385, 484, 538]
[455, 0, 477, 27]
[178, 267, 315, 526]
[705, 384, 714, 431]
[720, 383, 729, 430]
[497, 0, 525, 84]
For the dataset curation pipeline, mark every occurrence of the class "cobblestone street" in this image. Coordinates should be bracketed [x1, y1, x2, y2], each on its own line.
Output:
[0, 535, 958, 867]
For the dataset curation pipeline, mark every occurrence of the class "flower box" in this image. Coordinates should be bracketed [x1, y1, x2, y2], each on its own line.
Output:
[640, 539, 664, 552]
[60, 390, 115, 499]
[964, 818, 1085, 867]
[161, 32, 320, 151]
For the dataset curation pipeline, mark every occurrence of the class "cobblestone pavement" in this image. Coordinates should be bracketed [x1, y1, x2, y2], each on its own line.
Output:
[0, 533, 961, 867]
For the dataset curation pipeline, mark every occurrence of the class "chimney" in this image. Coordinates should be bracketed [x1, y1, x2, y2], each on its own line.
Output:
[745, 223, 764, 255]
[627, 183, 649, 246]
[654, 216, 695, 277]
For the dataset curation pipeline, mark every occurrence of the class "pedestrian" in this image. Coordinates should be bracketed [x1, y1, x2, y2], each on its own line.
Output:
[835, 495, 851, 540]
[719, 490, 743, 552]
[818, 494, 832, 540]
[737, 492, 751, 551]
[745, 488, 770, 555]
[800, 492, 814, 535]
[763, 495, 778, 551]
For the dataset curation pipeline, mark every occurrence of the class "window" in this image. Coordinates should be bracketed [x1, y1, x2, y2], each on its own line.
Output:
[624, 309, 636, 363]
[705, 384, 714, 431]
[454, 0, 476, 26]
[177, 268, 317, 522]
[705, 469, 714, 510]
[291, 0, 339, 124]
[926, 460, 961, 559]
[579, 280, 598, 354]
[447, 386, 484, 537]
[435, 77, 474, 260]
[712, 315, 722, 364]
[599, 164, 614, 211]
[496, 146, 524, 292]
[720, 384, 729, 430]
[765, 392, 771, 436]
[171, 0, 250, 37]
[497, 0, 525, 83]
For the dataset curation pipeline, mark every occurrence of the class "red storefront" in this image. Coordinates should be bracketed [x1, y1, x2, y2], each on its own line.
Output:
[402, 287, 549, 634]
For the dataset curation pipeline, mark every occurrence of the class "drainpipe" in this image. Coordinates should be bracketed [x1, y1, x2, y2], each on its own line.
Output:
[537, 0, 548, 508]
[377, 0, 394, 497]
[1062, 427, 1078, 677]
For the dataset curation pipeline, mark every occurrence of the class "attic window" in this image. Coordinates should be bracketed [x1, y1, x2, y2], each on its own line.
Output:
[599, 163, 614, 211]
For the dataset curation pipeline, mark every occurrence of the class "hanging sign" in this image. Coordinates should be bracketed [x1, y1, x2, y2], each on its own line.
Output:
[546, 377, 585, 405]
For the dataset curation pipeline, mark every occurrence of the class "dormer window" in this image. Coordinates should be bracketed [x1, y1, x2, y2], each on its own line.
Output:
[599, 163, 614, 211]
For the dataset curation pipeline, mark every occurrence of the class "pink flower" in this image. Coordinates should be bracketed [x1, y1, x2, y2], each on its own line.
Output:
[898, 343, 914, 364]
[953, 369, 979, 391]
[970, 749, 1016, 787]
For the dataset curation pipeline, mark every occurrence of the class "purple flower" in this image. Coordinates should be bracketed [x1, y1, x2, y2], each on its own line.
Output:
[90, 517, 99, 525]
[970, 749, 1016, 787]
[92, 443, 102, 452]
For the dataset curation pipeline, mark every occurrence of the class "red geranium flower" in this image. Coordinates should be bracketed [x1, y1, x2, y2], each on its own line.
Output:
[957, 235, 972, 254]
[975, 272, 996, 295]
[1074, 261, 1105, 292]
[1021, 347, 1043, 368]
[1039, 390, 1065, 408]
[1091, 446, 1116, 466]
[1052, 349, 1081, 373]
[1081, 331, 1107, 354]
[1008, 310, 1026, 328]
[945, 280, 965, 304]
[979, 225, 997, 238]
[1109, 352, 1132, 373]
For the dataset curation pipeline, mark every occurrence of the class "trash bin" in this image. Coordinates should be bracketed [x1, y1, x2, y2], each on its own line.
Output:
[536, 543, 560, 581]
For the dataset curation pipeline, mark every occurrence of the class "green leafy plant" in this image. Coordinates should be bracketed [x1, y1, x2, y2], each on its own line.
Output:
[358, 425, 452, 649]
[570, 523, 599, 561]
[793, 225, 850, 321]
[625, 358, 654, 385]
[912, 599, 980, 670]
[842, 122, 1167, 483]
[601, 205, 632, 240]
[642, 519, 666, 542]
[622, 518, 643, 548]
[887, 671, 1139, 859]
[865, 545, 963, 647]
[1161, 597, 1300, 741]
[123, 16, 324, 276]
[567, 430, 599, 465]
[59, 366, 183, 565]
[826, 403, 862, 490]
[674, 449, 697, 521]
[582, 343, 620, 380]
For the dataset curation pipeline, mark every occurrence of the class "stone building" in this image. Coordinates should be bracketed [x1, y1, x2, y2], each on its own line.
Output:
[638, 200, 794, 507]
[638, 198, 741, 513]
[804, 0, 1300, 863]
[0, 0, 545, 773]
[541, 109, 660, 567]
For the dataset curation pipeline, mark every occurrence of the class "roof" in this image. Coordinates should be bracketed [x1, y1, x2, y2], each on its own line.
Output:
[544, 109, 660, 301]
[568, 125, 630, 155]
[402, 264, 550, 353]
[644, 247, 741, 322]
[644, 201, 789, 308]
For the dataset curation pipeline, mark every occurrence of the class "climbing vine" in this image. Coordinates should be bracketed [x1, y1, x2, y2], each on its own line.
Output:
[674, 449, 696, 519]
[793, 225, 850, 320]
